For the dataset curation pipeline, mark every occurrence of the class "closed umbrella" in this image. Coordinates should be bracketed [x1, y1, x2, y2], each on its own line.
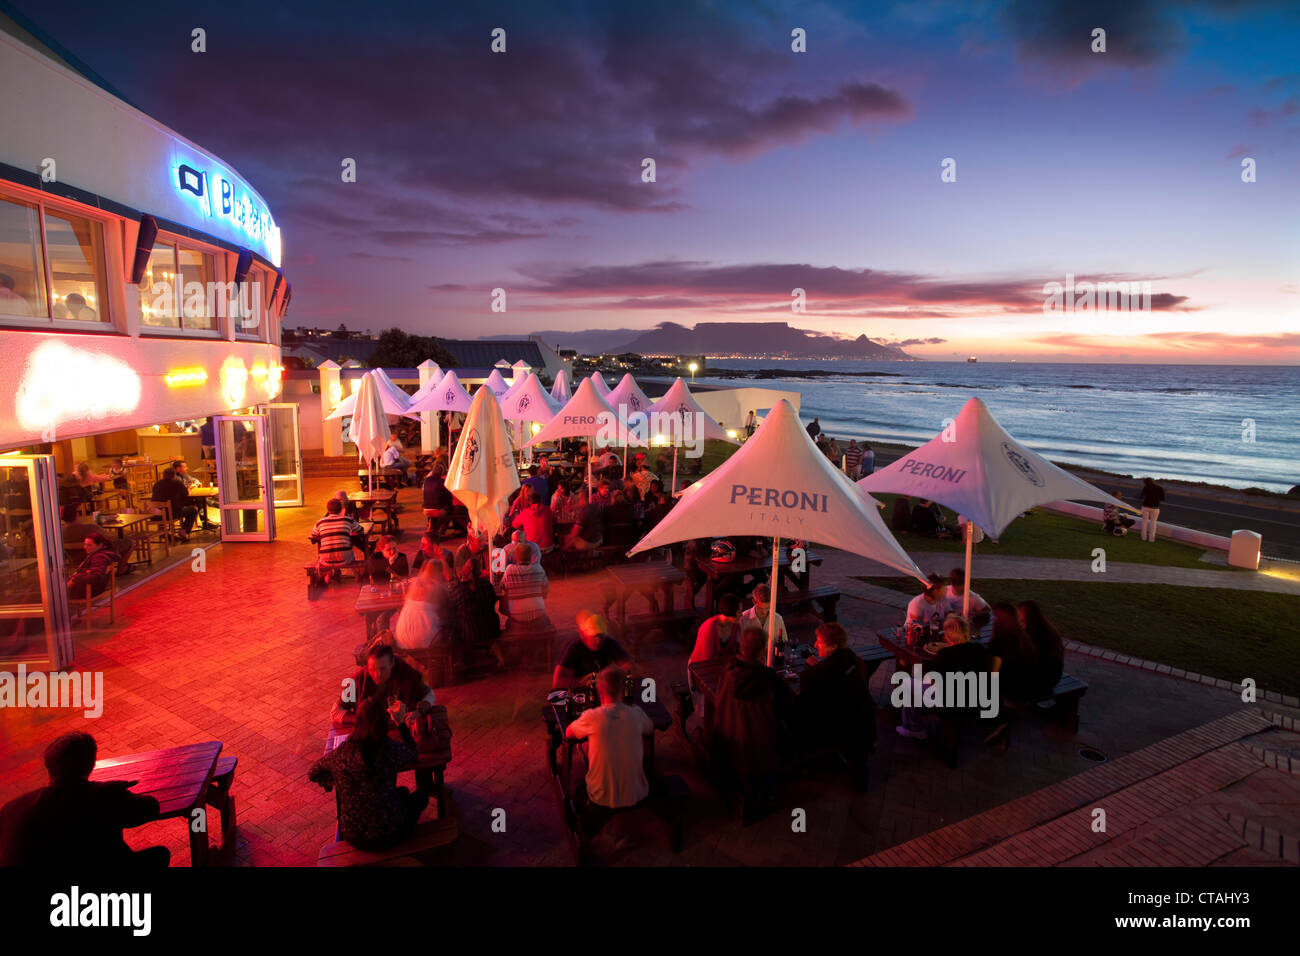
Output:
[632, 398, 924, 663]
[859, 396, 1137, 617]
[326, 371, 421, 420]
[550, 369, 571, 404]
[350, 372, 389, 491]
[446, 386, 519, 541]
[371, 367, 413, 411]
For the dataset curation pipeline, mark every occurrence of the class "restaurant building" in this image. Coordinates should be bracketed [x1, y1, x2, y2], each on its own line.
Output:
[0, 13, 297, 666]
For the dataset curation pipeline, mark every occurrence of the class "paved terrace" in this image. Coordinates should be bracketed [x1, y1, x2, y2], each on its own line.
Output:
[1, 476, 1296, 866]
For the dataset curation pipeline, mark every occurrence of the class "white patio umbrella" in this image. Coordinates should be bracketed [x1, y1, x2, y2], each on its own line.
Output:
[587, 372, 610, 396]
[550, 369, 572, 404]
[350, 371, 389, 490]
[405, 369, 474, 414]
[409, 363, 443, 402]
[482, 368, 511, 396]
[511, 359, 532, 386]
[326, 371, 421, 419]
[526, 376, 619, 493]
[631, 398, 924, 663]
[446, 386, 519, 541]
[499, 373, 561, 466]
[371, 367, 413, 411]
[646, 376, 737, 493]
[606, 373, 654, 477]
[859, 396, 1137, 617]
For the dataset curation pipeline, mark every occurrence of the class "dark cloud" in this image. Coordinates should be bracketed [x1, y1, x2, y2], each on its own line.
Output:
[897, 337, 948, 346]
[999, 0, 1188, 68]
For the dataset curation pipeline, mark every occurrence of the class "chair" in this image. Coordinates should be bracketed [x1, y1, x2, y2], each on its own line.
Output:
[143, 502, 178, 557]
[68, 564, 115, 630]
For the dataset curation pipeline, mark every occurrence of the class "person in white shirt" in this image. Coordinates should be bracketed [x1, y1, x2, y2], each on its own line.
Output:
[945, 567, 990, 630]
[739, 583, 787, 654]
[380, 443, 412, 485]
[393, 563, 450, 651]
[565, 666, 653, 810]
[904, 573, 949, 643]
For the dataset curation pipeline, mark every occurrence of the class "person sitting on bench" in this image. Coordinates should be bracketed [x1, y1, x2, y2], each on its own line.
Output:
[422, 466, 466, 538]
[334, 644, 436, 723]
[904, 573, 950, 643]
[944, 567, 990, 631]
[511, 485, 555, 553]
[380, 440, 413, 486]
[1102, 493, 1135, 536]
[710, 627, 798, 800]
[553, 612, 630, 689]
[309, 695, 429, 851]
[562, 487, 603, 552]
[0, 731, 169, 868]
[499, 543, 551, 631]
[564, 666, 654, 822]
[798, 622, 875, 784]
[988, 602, 1040, 704]
[366, 535, 409, 583]
[1018, 601, 1065, 696]
[66, 533, 119, 602]
[896, 614, 993, 740]
[739, 583, 787, 649]
[310, 497, 363, 584]
[909, 498, 952, 538]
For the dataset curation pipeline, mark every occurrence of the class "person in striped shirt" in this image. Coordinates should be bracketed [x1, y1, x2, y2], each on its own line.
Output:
[310, 497, 362, 583]
[498, 543, 551, 629]
[843, 440, 864, 479]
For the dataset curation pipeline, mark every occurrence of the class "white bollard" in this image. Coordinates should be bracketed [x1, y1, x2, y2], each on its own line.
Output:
[1227, 530, 1262, 570]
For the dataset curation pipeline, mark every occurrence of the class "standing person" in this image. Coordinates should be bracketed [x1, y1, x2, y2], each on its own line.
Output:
[805, 417, 821, 440]
[1139, 477, 1165, 542]
[744, 410, 757, 438]
[861, 442, 875, 476]
[843, 440, 863, 479]
[825, 437, 841, 465]
[0, 732, 170, 868]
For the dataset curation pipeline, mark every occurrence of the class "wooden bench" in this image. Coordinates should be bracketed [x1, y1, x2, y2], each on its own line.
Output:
[1014, 674, 1088, 733]
[68, 564, 116, 631]
[499, 620, 560, 670]
[203, 756, 238, 852]
[317, 816, 459, 867]
[933, 674, 1089, 768]
[773, 585, 840, 622]
[304, 560, 364, 596]
[622, 607, 699, 645]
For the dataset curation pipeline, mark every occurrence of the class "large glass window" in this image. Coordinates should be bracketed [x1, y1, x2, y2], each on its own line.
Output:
[0, 196, 49, 318]
[45, 210, 110, 323]
[234, 263, 266, 339]
[138, 240, 218, 332]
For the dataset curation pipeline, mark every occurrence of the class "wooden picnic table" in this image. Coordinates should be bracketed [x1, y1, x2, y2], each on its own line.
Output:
[355, 581, 409, 637]
[604, 562, 687, 628]
[543, 691, 671, 777]
[96, 512, 153, 568]
[326, 706, 452, 819]
[89, 740, 223, 867]
[698, 547, 822, 613]
[876, 626, 993, 670]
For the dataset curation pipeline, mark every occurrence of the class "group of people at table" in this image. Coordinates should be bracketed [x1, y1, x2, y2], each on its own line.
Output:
[62, 458, 217, 603]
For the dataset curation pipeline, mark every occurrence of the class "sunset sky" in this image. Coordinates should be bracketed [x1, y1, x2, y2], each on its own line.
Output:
[16, 0, 1300, 363]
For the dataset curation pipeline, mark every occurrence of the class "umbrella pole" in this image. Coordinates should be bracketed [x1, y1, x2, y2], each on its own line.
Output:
[587, 434, 593, 495]
[622, 439, 628, 480]
[963, 519, 973, 618]
[671, 447, 678, 495]
[767, 536, 780, 667]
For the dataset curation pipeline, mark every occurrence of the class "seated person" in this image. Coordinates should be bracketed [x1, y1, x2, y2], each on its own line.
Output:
[565, 666, 654, 814]
[739, 583, 788, 651]
[0, 731, 169, 867]
[511, 485, 555, 552]
[66, 532, 124, 601]
[710, 627, 797, 790]
[106, 457, 130, 490]
[366, 535, 409, 582]
[309, 695, 429, 851]
[602, 490, 634, 529]
[450, 555, 504, 665]
[1018, 600, 1065, 696]
[1102, 494, 1135, 536]
[562, 487, 603, 551]
[688, 594, 742, 668]
[393, 563, 451, 653]
[174, 460, 218, 530]
[890, 495, 913, 533]
[909, 498, 947, 537]
[499, 543, 551, 629]
[150, 467, 198, 540]
[595, 448, 621, 474]
[798, 623, 876, 784]
[333, 489, 360, 520]
[309, 497, 363, 583]
[945, 567, 990, 631]
[989, 602, 1040, 704]
[334, 644, 436, 723]
[904, 573, 950, 642]
[896, 614, 994, 740]
[553, 612, 630, 688]
[550, 481, 578, 523]
[631, 458, 656, 498]
[522, 465, 550, 505]
[380, 442, 413, 485]
[421, 466, 466, 538]
[411, 532, 452, 577]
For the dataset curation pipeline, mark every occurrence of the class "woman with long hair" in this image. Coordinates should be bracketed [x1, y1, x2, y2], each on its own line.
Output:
[1017, 600, 1065, 694]
[989, 602, 1039, 702]
[308, 695, 428, 850]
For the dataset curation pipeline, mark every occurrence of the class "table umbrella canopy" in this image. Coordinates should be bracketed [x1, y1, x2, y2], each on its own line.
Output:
[371, 367, 413, 411]
[606, 373, 653, 421]
[646, 377, 736, 444]
[550, 369, 571, 404]
[526, 376, 619, 447]
[629, 398, 925, 583]
[587, 372, 610, 396]
[326, 371, 421, 419]
[498, 372, 560, 423]
[406, 369, 474, 414]
[447, 386, 520, 540]
[858, 396, 1134, 541]
[349, 372, 389, 467]
[409, 363, 443, 403]
[482, 368, 511, 396]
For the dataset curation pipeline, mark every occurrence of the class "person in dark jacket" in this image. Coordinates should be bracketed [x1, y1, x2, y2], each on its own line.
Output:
[799, 622, 875, 787]
[988, 602, 1040, 702]
[0, 731, 169, 868]
[1017, 600, 1065, 694]
[805, 417, 820, 439]
[366, 535, 409, 583]
[309, 695, 428, 850]
[1139, 476, 1165, 542]
[890, 495, 912, 533]
[150, 467, 197, 539]
[897, 614, 994, 739]
[66, 533, 119, 601]
[422, 465, 467, 538]
[449, 555, 503, 666]
[710, 627, 797, 792]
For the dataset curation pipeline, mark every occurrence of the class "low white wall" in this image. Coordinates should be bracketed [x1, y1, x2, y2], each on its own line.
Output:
[1041, 500, 1235, 552]
[691, 386, 802, 431]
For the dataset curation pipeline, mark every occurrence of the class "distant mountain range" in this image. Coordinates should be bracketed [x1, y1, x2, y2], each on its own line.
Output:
[489, 322, 918, 360]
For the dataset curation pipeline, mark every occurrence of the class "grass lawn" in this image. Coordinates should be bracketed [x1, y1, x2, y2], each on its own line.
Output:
[873, 494, 1219, 570]
[857, 576, 1300, 697]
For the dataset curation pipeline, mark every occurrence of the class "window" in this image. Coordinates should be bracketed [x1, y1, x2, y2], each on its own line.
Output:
[234, 263, 268, 340]
[0, 192, 110, 325]
[0, 197, 47, 317]
[137, 239, 218, 332]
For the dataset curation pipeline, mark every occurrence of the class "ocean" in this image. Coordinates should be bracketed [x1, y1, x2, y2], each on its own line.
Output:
[696, 361, 1300, 494]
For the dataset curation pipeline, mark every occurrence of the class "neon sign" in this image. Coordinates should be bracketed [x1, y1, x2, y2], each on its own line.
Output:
[164, 367, 209, 388]
[173, 163, 282, 267]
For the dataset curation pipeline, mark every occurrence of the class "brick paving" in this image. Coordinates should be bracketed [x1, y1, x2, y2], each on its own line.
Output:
[1, 477, 1294, 866]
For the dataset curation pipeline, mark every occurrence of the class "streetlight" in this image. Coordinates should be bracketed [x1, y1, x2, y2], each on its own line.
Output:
[688, 361, 698, 380]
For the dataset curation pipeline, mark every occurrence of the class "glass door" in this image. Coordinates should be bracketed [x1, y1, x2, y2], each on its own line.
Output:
[213, 415, 277, 541]
[261, 402, 304, 506]
[0, 455, 74, 668]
